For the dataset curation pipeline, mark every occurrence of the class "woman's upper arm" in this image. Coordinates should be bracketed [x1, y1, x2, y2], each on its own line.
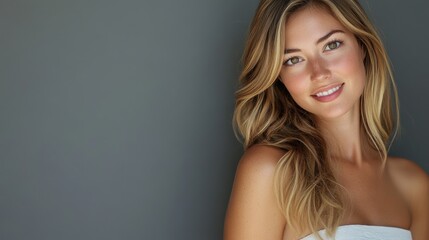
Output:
[224, 145, 286, 240]
[392, 158, 429, 240]
[408, 164, 429, 240]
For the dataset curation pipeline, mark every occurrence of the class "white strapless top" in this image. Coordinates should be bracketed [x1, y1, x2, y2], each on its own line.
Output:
[300, 224, 412, 240]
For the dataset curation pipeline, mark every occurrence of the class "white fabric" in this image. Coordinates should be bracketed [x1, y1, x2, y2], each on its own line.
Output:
[299, 224, 412, 240]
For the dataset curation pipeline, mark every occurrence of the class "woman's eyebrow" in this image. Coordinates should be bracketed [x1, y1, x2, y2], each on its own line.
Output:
[316, 29, 345, 44]
[284, 29, 345, 54]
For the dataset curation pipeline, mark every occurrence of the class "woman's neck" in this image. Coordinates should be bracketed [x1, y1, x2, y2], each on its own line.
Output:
[316, 106, 377, 167]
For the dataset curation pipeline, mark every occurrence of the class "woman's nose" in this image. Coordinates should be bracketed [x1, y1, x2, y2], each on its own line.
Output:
[310, 58, 331, 81]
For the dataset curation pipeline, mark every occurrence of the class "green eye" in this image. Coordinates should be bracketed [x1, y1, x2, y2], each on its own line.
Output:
[285, 56, 302, 66]
[325, 41, 342, 51]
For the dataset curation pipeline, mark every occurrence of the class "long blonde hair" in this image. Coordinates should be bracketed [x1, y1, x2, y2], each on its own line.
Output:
[233, 0, 399, 238]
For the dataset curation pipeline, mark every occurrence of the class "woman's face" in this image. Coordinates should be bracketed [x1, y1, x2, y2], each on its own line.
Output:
[279, 6, 366, 120]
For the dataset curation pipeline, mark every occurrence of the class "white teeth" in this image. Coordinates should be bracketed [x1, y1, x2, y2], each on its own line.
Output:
[315, 85, 341, 97]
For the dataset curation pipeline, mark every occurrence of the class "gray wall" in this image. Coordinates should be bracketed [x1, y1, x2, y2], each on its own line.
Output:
[360, 0, 429, 170]
[0, 0, 427, 240]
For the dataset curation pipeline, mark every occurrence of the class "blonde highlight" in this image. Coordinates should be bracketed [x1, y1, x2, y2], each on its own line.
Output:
[233, 0, 399, 238]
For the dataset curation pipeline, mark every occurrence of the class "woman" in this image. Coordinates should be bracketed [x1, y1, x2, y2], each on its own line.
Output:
[224, 0, 429, 239]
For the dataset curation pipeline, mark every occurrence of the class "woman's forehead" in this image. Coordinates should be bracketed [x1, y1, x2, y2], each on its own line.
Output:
[284, 7, 347, 45]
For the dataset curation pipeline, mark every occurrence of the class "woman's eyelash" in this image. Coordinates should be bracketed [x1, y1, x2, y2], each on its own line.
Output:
[324, 39, 344, 50]
[283, 40, 344, 66]
[283, 56, 302, 66]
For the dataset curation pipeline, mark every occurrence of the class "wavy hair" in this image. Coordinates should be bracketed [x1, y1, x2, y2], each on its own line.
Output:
[233, 0, 399, 238]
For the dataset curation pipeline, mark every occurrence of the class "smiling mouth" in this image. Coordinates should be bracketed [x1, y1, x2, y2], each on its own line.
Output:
[312, 83, 344, 97]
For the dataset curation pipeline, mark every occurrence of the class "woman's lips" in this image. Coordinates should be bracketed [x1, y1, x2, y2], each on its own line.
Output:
[311, 83, 344, 102]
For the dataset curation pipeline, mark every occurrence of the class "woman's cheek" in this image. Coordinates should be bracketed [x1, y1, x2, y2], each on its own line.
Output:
[330, 54, 353, 73]
[280, 69, 309, 96]
[330, 48, 365, 78]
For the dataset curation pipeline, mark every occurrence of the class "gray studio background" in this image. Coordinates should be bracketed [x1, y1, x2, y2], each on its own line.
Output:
[0, 0, 427, 239]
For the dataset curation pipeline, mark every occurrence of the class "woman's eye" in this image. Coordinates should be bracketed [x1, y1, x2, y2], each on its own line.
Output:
[324, 41, 342, 51]
[284, 56, 303, 66]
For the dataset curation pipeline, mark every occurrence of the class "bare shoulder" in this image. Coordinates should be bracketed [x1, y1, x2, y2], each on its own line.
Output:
[224, 144, 287, 240]
[387, 156, 429, 192]
[387, 157, 429, 239]
[237, 144, 287, 174]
